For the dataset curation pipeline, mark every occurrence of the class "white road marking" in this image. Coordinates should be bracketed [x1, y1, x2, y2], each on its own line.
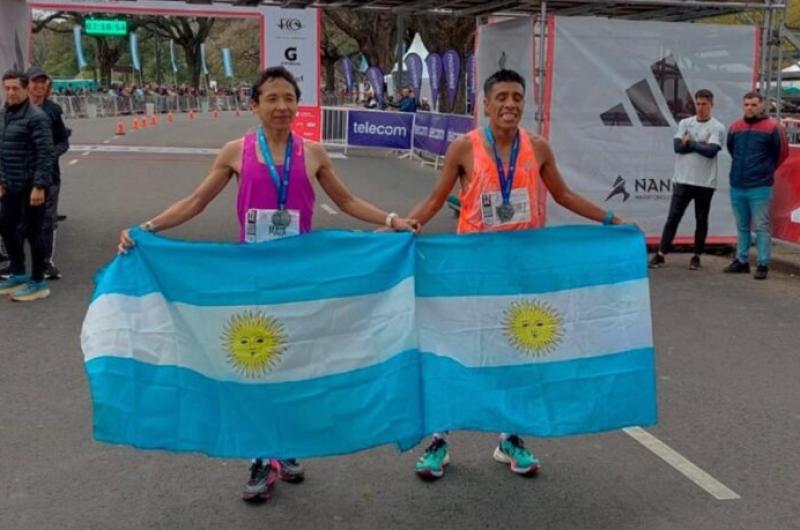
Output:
[623, 427, 741, 501]
[68, 159, 79, 166]
[328, 152, 347, 159]
[70, 145, 219, 155]
[103, 140, 110, 144]
[81, 151, 90, 157]
[321, 204, 338, 215]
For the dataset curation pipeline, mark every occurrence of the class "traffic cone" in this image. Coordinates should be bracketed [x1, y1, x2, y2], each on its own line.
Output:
[189, 109, 196, 120]
[235, 107, 241, 117]
[167, 111, 175, 124]
[151, 114, 159, 126]
[115, 119, 126, 135]
[212, 108, 220, 120]
[131, 117, 139, 130]
[140, 116, 148, 129]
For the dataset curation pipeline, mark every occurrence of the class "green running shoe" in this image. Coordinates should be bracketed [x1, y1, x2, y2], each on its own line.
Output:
[0, 274, 29, 295]
[415, 437, 450, 480]
[493, 435, 541, 475]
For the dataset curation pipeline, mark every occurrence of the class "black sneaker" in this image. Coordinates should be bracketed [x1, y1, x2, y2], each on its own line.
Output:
[723, 260, 750, 274]
[57, 214, 67, 221]
[271, 458, 305, 483]
[45, 262, 62, 280]
[0, 252, 7, 262]
[753, 265, 768, 280]
[688, 255, 701, 271]
[648, 253, 665, 269]
[0, 265, 10, 280]
[242, 459, 277, 504]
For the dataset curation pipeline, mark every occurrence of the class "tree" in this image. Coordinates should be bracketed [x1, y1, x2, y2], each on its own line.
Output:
[323, 10, 398, 71]
[320, 11, 359, 93]
[141, 16, 216, 89]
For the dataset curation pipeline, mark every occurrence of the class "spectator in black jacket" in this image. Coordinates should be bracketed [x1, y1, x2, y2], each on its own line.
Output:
[27, 66, 70, 280]
[0, 69, 55, 302]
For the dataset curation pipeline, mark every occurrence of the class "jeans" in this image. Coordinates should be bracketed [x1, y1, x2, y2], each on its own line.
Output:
[0, 186, 48, 281]
[730, 185, 772, 266]
[658, 182, 715, 256]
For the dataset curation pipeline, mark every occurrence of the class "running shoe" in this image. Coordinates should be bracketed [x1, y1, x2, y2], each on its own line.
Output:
[44, 261, 62, 280]
[648, 253, 665, 269]
[688, 255, 701, 271]
[723, 259, 750, 273]
[754, 265, 769, 280]
[493, 435, 541, 476]
[242, 459, 277, 504]
[271, 458, 305, 483]
[10, 280, 50, 302]
[415, 437, 450, 480]
[0, 274, 29, 295]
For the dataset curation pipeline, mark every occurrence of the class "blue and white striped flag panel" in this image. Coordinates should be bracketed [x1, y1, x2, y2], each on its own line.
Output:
[82, 226, 656, 459]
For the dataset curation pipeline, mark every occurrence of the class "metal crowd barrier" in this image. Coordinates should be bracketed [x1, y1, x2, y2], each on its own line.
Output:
[781, 118, 800, 145]
[50, 94, 248, 119]
[321, 106, 349, 150]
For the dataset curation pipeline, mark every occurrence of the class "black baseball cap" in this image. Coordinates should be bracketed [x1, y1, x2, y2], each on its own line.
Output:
[26, 66, 50, 80]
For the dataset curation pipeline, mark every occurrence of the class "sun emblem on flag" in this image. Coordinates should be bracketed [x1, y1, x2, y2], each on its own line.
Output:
[503, 300, 564, 357]
[221, 311, 286, 378]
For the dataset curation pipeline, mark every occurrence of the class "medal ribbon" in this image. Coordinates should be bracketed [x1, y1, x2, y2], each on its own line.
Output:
[257, 127, 294, 211]
[484, 126, 520, 206]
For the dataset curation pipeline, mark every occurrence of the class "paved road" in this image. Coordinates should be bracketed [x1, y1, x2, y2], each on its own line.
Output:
[1, 114, 799, 529]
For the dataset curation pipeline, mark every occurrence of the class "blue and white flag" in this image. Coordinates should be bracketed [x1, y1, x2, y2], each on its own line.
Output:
[200, 43, 208, 75]
[221, 47, 234, 78]
[73, 26, 87, 69]
[82, 226, 656, 459]
[129, 32, 140, 72]
[169, 40, 179, 73]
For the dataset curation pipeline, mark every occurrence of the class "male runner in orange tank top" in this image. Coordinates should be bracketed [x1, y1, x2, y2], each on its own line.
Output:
[407, 69, 624, 480]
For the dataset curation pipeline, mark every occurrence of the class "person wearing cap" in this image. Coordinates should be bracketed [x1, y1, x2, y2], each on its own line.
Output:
[27, 65, 70, 280]
[0, 69, 55, 302]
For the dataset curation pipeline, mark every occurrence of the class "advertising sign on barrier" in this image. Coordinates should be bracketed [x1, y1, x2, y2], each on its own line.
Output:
[412, 112, 474, 156]
[293, 106, 322, 142]
[413, 111, 431, 151]
[347, 110, 414, 150]
[772, 146, 800, 244]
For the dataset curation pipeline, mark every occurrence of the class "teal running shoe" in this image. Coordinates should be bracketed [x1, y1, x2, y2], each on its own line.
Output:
[0, 274, 29, 295]
[493, 435, 541, 475]
[415, 437, 450, 480]
[10, 280, 50, 302]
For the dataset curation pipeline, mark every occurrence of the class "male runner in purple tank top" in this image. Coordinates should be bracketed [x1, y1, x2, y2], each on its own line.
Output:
[118, 67, 418, 504]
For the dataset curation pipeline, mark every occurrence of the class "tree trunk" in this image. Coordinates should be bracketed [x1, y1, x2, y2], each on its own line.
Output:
[182, 42, 202, 90]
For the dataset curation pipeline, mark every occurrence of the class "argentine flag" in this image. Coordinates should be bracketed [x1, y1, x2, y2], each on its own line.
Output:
[81, 226, 656, 459]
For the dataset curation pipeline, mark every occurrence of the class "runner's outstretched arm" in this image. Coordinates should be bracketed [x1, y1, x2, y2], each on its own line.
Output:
[312, 143, 419, 232]
[406, 138, 465, 228]
[118, 140, 238, 252]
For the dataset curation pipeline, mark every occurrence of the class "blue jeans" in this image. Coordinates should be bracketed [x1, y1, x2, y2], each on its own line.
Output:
[730, 186, 772, 266]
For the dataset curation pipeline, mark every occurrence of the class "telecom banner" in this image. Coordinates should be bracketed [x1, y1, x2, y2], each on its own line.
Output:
[347, 110, 414, 150]
[547, 17, 756, 240]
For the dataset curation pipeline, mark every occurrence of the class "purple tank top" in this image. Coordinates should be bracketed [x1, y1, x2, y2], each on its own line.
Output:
[237, 131, 316, 242]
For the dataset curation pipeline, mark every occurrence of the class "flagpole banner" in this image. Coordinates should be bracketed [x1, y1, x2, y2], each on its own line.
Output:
[547, 17, 756, 239]
[169, 40, 178, 73]
[0, 0, 29, 76]
[199, 43, 208, 75]
[221, 47, 234, 78]
[442, 49, 461, 111]
[73, 25, 87, 69]
[366, 66, 385, 105]
[339, 56, 355, 94]
[476, 17, 536, 131]
[82, 226, 656, 459]
[404, 52, 423, 103]
[129, 32, 141, 72]
[425, 53, 443, 111]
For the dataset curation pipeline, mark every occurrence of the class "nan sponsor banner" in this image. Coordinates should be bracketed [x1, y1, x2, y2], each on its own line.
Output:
[772, 145, 800, 244]
[547, 17, 755, 239]
[414, 112, 474, 157]
[292, 105, 321, 142]
[262, 6, 320, 107]
[348, 110, 414, 150]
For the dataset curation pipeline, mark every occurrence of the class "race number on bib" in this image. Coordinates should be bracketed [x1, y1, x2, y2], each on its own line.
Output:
[244, 208, 301, 243]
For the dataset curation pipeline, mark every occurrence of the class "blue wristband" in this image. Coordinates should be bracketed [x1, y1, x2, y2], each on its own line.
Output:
[603, 210, 614, 225]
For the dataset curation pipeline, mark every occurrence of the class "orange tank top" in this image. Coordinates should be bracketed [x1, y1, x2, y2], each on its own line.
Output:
[457, 128, 544, 234]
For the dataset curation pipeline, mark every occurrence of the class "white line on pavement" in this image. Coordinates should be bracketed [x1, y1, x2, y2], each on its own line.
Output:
[103, 140, 110, 144]
[321, 204, 338, 215]
[82, 151, 90, 157]
[623, 427, 741, 501]
[329, 152, 347, 159]
[68, 159, 79, 166]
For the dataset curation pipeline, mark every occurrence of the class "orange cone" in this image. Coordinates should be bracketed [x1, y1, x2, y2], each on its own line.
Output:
[212, 108, 220, 120]
[115, 119, 126, 135]
[151, 114, 159, 126]
[189, 109, 196, 120]
[167, 111, 175, 124]
[131, 117, 139, 130]
[140, 116, 148, 129]
[235, 107, 241, 117]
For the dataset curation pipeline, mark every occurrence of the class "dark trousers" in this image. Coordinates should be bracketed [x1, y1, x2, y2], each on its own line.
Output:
[41, 183, 60, 261]
[658, 182, 715, 256]
[0, 187, 48, 282]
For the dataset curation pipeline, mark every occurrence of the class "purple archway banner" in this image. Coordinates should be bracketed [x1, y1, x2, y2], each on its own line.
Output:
[366, 66, 385, 105]
[404, 53, 423, 102]
[339, 56, 355, 94]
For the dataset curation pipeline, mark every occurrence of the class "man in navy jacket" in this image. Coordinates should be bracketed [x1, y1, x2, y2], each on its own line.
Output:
[724, 92, 788, 280]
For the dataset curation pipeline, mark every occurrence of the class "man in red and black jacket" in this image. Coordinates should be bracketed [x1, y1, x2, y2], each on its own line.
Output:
[724, 91, 788, 280]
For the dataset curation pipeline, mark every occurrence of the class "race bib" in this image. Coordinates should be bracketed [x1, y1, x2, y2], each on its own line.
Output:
[480, 189, 532, 227]
[244, 208, 301, 243]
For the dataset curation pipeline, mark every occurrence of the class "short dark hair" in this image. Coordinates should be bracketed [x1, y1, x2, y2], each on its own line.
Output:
[2, 69, 28, 88]
[743, 91, 763, 102]
[694, 89, 714, 101]
[251, 67, 301, 102]
[483, 69, 526, 97]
